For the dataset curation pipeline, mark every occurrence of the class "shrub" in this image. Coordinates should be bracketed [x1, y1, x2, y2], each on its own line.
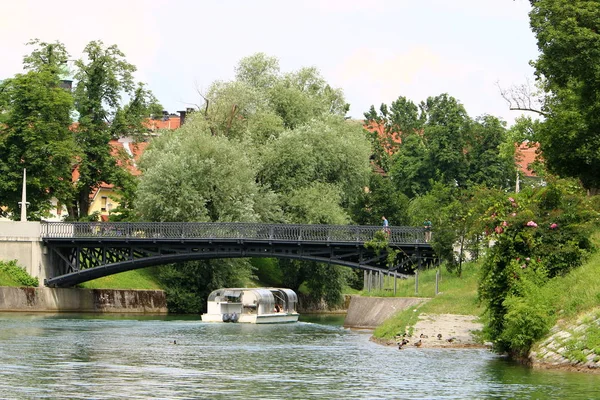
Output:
[479, 179, 598, 354]
[0, 260, 39, 287]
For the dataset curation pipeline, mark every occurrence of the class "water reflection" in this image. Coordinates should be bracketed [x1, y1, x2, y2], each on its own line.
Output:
[0, 313, 598, 399]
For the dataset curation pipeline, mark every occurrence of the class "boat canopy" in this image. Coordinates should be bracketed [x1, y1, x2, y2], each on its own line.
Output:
[206, 288, 297, 312]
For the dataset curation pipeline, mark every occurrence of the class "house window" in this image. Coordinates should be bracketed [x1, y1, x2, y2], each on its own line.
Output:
[101, 196, 108, 212]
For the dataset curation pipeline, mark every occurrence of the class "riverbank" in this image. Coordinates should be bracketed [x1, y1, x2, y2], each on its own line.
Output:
[0, 286, 167, 313]
[371, 312, 490, 349]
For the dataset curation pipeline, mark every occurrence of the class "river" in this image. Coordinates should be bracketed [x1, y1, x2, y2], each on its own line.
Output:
[0, 313, 598, 399]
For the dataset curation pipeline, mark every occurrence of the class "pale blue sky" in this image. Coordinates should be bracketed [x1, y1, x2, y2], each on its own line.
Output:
[0, 0, 537, 124]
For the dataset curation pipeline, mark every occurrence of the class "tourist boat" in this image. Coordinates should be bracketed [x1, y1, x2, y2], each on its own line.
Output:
[201, 288, 299, 324]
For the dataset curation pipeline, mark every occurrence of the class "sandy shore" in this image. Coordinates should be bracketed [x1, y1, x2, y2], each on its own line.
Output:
[372, 313, 490, 349]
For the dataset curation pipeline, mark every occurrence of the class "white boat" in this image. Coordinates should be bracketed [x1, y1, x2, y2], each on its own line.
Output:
[201, 288, 300, 324]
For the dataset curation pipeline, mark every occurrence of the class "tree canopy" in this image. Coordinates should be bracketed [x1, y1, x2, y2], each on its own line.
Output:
[136, 53, 368, 309]
[529, 0, 600, 194]
[0, 39, 161, 220]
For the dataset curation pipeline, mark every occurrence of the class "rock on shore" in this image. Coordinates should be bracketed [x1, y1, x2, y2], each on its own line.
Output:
[529, 308, 600, 373]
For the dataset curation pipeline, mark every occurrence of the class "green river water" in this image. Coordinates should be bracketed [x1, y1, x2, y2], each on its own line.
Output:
[0, 313, 598, 399]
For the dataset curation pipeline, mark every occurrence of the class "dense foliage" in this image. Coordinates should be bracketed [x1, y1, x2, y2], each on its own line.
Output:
[478, 180, 598, 355]
[0, 260, 39, 287]
[136, 54, 370, 311]
[529, 0, 600, 194]
[0, 39, 160, 220]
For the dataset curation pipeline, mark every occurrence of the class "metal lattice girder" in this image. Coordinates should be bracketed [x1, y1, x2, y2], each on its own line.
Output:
[42, 222, 436, 287]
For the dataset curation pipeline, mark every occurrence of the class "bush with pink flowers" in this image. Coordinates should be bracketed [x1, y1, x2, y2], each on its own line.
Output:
[478, 179, 599, 355]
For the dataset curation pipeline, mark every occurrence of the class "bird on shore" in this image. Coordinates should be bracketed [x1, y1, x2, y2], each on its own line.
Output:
[173, 340, 177, 345]
[437, 334, 442, 340]
[414, 339, 422, 347]
[419, 334, 428, 338]
[446, 337, 456, 343]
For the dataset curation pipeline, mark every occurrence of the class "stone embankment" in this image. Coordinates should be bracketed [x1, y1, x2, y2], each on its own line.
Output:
[529, 308, 600, 373]
[0, 286, 167, 313]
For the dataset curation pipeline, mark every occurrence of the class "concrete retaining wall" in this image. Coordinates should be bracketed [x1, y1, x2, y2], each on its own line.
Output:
[0, 287, 167, 313]
[344, 296, 429, 329]
[0, 221, 51, 285]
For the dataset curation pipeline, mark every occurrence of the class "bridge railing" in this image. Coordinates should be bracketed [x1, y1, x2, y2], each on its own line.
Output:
[40, 222, 426, 245]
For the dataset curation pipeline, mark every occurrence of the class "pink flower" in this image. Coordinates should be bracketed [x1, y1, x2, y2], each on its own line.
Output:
[502, 221, 508, 227]
[525, 257, 530, 261]
[550, 223, 558, 229]
[495, 226, 504, 234]
[511, 213, 516, 217]
[526, 221, 538, 227]
[520, 264, 527, 269]
[508, 197, 515, 203]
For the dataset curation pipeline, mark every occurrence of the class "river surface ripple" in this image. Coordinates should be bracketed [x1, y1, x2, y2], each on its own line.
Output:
[0, 314, 599, 399]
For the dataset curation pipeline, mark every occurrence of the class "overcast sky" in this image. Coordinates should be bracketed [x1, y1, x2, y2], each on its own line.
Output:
[1, 0, 537, 124]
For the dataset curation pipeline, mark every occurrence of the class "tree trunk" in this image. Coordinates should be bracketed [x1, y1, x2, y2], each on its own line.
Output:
[588, 187, 599, 196]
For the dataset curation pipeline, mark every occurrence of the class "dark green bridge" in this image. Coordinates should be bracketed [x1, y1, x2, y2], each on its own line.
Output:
[41, 222, 435, 288]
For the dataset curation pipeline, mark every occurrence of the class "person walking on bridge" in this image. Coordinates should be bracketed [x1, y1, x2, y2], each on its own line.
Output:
[382, 216, 390, 237]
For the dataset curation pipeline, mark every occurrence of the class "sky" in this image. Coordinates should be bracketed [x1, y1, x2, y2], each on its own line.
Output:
[0, 0, 538, 124]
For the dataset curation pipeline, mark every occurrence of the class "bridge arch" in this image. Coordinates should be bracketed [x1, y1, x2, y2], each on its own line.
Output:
[42, 222, 436, 287]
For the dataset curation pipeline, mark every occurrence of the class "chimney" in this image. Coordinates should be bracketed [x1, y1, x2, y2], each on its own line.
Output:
[178, 110, 186, 126]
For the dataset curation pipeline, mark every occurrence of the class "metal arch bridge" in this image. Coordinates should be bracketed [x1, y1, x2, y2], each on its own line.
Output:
[41, 222, 435, 288]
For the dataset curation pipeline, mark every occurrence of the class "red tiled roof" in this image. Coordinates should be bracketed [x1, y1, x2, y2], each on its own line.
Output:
[515, 142, 539, 177]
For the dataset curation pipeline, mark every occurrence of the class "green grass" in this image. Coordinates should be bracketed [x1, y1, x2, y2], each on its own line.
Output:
[373, 263, 483, 339]
[78, 267, 162, 290]
[539, 231, 600, 321]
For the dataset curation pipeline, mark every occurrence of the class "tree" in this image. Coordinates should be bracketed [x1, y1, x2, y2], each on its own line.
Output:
[70, 40, 160, 218]
[0, 40, 75, 219]
[0, 70, 76, 219]
[364, 96, 423, 172]
[136, 116, 278, 223]
[466, 115, 515, 189]
[136, 115, 280, 312]
[351, 173, 411, 227]
[529, 0, 600, 194]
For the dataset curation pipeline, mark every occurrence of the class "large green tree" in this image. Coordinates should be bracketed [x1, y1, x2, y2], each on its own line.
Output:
[137, 54, 370, 309]
[529, 0, 600, 194]
[0, 40, 76, 218]
[70, 40, 161, 218]
[0, 70, 75, 218]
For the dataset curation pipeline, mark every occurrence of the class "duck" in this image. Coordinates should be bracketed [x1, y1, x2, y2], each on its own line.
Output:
[437, 334, 442, 340]
[414, 339, 422, 347]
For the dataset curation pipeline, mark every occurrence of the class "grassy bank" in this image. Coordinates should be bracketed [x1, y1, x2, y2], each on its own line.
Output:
[538, 231, 600, 321]
[372, 263, 483, 339]
[78, 267, 163, 290]
[0, 260, 38, 287]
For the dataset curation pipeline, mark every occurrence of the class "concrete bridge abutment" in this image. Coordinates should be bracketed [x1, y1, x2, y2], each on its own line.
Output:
[0, 222, 52, 286]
